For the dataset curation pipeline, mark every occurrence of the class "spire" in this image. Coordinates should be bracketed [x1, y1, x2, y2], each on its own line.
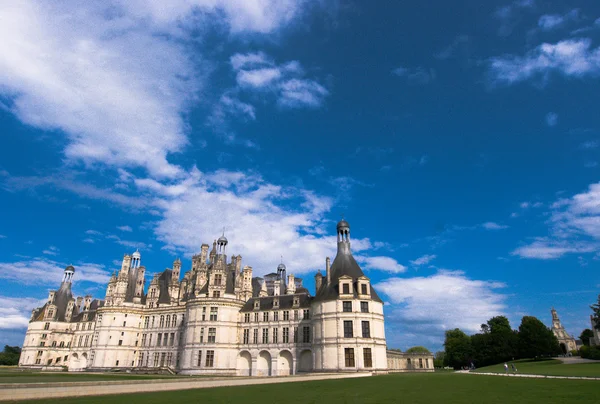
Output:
[63, 264, 75, 284]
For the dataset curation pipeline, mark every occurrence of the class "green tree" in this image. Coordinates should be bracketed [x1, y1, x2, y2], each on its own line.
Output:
[580, 329, 594, 346]
[444, 328, 472, 369]
[591, 294, 600, 331]
[433, 351, 445, 368]
[518, 316, 561, 358]
[0, 345, 21, 366]
[406, 346, 431, 354]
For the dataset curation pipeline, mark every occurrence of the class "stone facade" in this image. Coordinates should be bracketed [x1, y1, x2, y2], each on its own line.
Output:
[19, 219, 425, 375]
[550, 308, 577, 353]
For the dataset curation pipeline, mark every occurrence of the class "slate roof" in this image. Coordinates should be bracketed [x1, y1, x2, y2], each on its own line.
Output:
[240, 293, 312, 312]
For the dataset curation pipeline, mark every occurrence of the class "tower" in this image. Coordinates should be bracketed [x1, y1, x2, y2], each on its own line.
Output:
[550, 308, 577, 354]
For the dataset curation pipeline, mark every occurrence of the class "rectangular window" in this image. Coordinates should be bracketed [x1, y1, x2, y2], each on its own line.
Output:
[294, 310, 298, 320]
[200, 328, 204, 343]
[303, 309, 310, 320]
[303, 326, 310, 343]
[419, 358, 423, 368]
[170, 332, 175, 346]
[144, 317, 149, 328]
[273, 328, 278, 343]
[153, 352, 159, 367]
[243, 329, 250, 344]
[160, 316, 164, 327]
[123, 321, 126, 327]
[360, 302, 369, 313]
[197, 350, 202, 367]
[212, 291, 220, 298]
[361, 284, 368, 295]
[343, 301, 352, 312]
[283, 327, 289, 343]
[208, 328, 216, 343]
[157, 333, 162, 346]
[283, 311, 289, 321]
[148, 334, 152, 346]
[84, 335, 89, 346]
[39, 341, 45, 347]
[210, 307, 218, 321]
[118, 340, 123, 346]
[214, 274, 222, 285]
[362, 321, 370, 338]
[363, 348, 372, 368]
[345, 348, 355, 367]
[274, 311, 279, 321]
[202, 307, 206, 321]
[206, 350, 215, 367]
[263, 312, 269, 322]
[253, 329, 259, 344]
[344, 321, 353, 338]
[262, 328, 269, 344]
[254, 313, 259, 322]
[244, 313, 250, 323]
[342, 283, 350, 294]
[44, 322, 50, 330]
[294, 327, 298, 343]
[160, 352, 166, 367]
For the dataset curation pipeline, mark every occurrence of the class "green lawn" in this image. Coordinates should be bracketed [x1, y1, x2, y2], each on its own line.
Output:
[0, 370, 202, 384]
[12, 373, 600, 404]
[473, 359, 600, 377]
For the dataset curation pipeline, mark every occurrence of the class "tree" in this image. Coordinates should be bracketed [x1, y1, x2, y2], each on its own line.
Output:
[518, 316, 561, 358]
[444, 328, 472, 369]
[433, 351, 445, 368]
[406, 346, 431, 354]
[591, 294, 600, 331]
[580, 329, 594, 346]
[0, 345, 21, 366]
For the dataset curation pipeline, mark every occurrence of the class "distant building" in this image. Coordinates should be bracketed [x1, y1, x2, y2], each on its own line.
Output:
[19, 219, 433, 374]
[550, 308, 577, 353]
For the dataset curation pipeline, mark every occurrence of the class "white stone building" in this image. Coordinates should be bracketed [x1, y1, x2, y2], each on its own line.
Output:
[19, 219, 433, 375]
[550, 308, 577, 354]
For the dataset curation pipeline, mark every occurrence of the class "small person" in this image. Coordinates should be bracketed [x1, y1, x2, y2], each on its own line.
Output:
[511, 363, 517, 373]
[504, 363, 509, 373]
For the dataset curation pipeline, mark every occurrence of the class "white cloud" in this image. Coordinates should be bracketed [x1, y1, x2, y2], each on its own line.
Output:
[0, 296, 48, 330]
[538, 9, 580, 31]
[581, 140, 598, 149]
[117, 225, 133, 232]
[278, 79, 329, 108]
[42, 246, 60, 256]
[358, 256, 407, 273]
[376, 270, 507, 346]
[481, 222, 509, 230]
[410, 254, 436, 266]
[512, 238, 596, 259]
[392, 66, 435, 84]
[546, 112, 558, 127]
[0, 257, 111, 286]
[0, 235, 6, 239]
[488, 38, 600, 85]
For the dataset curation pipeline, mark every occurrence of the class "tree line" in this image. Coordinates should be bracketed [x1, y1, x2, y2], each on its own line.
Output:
[443, 315, 561, 369]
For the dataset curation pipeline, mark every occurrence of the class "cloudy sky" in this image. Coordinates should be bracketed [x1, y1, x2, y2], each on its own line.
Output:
[1, 0, 600, 351]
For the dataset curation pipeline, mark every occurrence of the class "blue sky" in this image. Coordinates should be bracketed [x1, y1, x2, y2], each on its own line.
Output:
[1, 0, 600, 351]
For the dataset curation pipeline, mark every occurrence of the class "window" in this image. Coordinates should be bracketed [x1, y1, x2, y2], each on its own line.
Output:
[210, 307, 218, 321]
[78, 336, 83, 347]
[342, 283, 350, 294]
[294, 310, 298, 320]
[263, 312, 269, 322]
[76, 323, 80, 331]
[253, 329, 259, 344]
[212, 291, 220, 298]
[139, 353, 144, 367]
[172, 315, 177, 327]
[273, 298, 279, 308]
[166, 315, 170, 326]
[157, 333, 162, 346]
[151, 316, 155, 327]
[202, 307, 206, 321]
[294, 327, 298, 343]
[118, 340, 123, 346]
[153, 352, 159, 367]
[419, 358, 423, 369]
[426, 358, 429, 368]
[262, 328, 269, 344]
[302, 326, 311, 343]
[243, 329, 250, 344]
[361, 284, 368, 295]
[361, 321, 370, 338]
[360, 302, 369, 313]
[214, 274, 222, 285]
[170, 333, 175, 346]
[84, 335, 89, 346]
[142, 334, 147, 346]
[144, 317, 149, 328]
[244, 313, 250, 323]
[160, 315, 164, 327]
[197, 350, 202, 367]
[44, 322, 50, 330]
[205, 350, 215, 367]
[283, 311, 289, 321]
[41, 333, 47, 339]
[160, 352, 166, 366]
[39, 342, 45, 347]
[273, 311, 279, 321]
[200, 328, 204, 343]
[303, 309, 310, 320]
[344, 321, 353, 338]
[283, 327, 289, 343]
[123, 321, 126, 327]
[254, 301, 260, 310]
[148, 334, 152, 346]
[343, 302, 352, 312]
[363, 348, 372, 368]
[51, 341, 57, 347]
[208, 328, 216, 343]
[345, 348, 355, 367]
[88, 322, 92, 330]
[273, 328, 278, 343]
[254, 313, 259, 322]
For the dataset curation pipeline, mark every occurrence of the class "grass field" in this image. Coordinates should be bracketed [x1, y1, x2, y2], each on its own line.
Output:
[12, 373, 600, 404]
[473, 359, 600, 377]
[0, 369, 197, 384]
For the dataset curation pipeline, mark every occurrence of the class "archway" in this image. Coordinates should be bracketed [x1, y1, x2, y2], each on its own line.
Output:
[237, 351, 252, 376]
[256, 351, 272, 376]
[560, 343, 567, 355]
[297, 349, 312, 372]
[80, 353, 88, 369]
[278, 350, 293, 376]
[69, 353, 79, 370]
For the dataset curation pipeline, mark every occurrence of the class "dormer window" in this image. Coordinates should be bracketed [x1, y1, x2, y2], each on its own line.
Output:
[342, 284, 350, 294]
[361, 284, 367, 295]
[273, 298, 279, 309]
[254, 300, 260, 310]
[293, 296, 300, 307]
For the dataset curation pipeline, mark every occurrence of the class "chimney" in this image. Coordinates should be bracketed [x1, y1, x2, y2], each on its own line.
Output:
[200, 243, 209, 264]
[315, 271, 323, 292]
[325, 257, 331, 286]
[287, 274, 296, 294]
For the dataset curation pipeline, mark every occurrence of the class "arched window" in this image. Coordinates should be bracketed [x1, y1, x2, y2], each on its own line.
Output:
[160, 315, 164, 327]
[166, 315, 170, 327]
[172, 315, 177, 327]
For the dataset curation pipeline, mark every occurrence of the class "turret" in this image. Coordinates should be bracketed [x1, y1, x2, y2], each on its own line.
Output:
[314, 271, 322, 293]
[200, 244, 209, 264]
[259, 280, 268, 297]
[83, 295, 92, 311]
[287, 274, 296, 294]
[173, 258, 181, 280]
